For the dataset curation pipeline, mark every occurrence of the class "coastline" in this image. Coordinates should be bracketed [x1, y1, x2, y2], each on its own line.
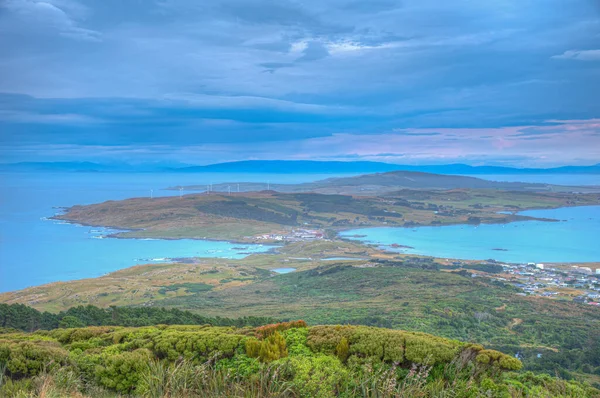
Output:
[48, 202, 598, 264]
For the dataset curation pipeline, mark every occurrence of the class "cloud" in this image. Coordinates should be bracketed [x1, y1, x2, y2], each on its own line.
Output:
[259, 62, 295, 73]
[0, 110, 101, 124]
[552, 49, 600, 61]
[391, 129, 442, 136]
[296, 41, 330, 62]
[3, 116, 598, 167]
[2, 0, 101, 41]
[159, 93, 355, 114]
[1, 0, 600, 166]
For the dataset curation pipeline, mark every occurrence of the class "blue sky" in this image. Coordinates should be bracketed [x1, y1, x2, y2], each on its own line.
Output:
[1, 0, 599, 166]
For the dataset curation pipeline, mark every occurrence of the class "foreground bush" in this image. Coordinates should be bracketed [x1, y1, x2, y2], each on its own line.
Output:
[0, 322, 597, 397]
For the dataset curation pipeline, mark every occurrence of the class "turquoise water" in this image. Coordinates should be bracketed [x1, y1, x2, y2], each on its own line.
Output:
[340, 206, 600, 263]
[0, 172, 359, 292]
[271, 268, 296, 274]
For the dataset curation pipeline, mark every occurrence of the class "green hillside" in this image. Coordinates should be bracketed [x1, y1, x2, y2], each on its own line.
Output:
[2, 319, 598, 398]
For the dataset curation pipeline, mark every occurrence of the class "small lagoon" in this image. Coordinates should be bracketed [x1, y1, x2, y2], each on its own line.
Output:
[340, 206, 600, 263]
[271, 268, 296, 274]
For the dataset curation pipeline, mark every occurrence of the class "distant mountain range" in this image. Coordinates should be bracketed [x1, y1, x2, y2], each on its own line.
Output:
[175, 160, 600, 175]
[2, 160, 600, 175]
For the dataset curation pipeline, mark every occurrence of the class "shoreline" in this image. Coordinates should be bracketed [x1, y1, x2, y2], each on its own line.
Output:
[51, 201, 569, 243]
[48, 215, 279, 246]
[49, 204, 599, 264]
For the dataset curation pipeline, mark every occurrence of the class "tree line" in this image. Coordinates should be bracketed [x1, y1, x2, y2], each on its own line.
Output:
[0, 303, 276, 332]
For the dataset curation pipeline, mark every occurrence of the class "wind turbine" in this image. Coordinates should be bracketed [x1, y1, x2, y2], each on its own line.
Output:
[150, 189, 153, 199]
[179, 186, 183, 198]
[237, 183, 240, 193]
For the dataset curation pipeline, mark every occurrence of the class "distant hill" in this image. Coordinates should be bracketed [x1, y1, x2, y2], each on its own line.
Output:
[309, 170, 548, 191]
[174, 160, 402, 173]
[2, 160, 599, 175]
[406, 163, 600, 175]
[178, 169, 600, 194]
[290, 170, 599, 194]
[174, 160, 600, 175]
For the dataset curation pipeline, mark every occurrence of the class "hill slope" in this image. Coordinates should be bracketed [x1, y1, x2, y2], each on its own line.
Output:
[4, 252, 600, 383]
[178, 170, 600, 195]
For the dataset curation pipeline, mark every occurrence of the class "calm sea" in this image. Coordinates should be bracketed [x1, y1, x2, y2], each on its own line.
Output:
[341, 206, 600, 263]
[0, 172, 598, 292]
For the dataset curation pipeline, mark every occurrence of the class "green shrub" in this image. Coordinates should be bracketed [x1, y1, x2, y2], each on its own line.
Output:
[216, 354, 261, 377]
[246, 332, 288, 362]
[336, 337, 349, 364]
[95, 348, 152, 393]
[403, 332, 460, 365]
[308, 326, 464, 365]
[307, 325, 353, 354]
[283, 327, 312, 356]
[0, 323, 585, 397]
[476, 349, 522, 370]
[284, 354, 347, 398]
[0, 340, 69, 378]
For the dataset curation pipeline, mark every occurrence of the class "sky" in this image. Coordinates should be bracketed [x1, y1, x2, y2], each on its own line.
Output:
[1, 0, 600, 167]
